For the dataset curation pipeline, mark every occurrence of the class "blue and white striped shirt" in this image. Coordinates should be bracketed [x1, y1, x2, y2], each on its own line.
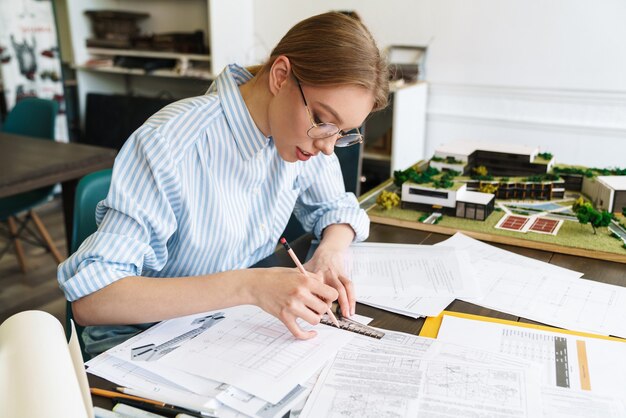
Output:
[58, 64, 369, 301]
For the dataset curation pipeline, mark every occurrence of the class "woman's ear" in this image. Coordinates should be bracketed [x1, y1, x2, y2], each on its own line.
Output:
[268, 56, 291, 96]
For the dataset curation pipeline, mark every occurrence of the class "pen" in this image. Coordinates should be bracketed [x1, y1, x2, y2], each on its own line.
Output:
[279, 237, 340, 327]
[91, 388, 165, 406]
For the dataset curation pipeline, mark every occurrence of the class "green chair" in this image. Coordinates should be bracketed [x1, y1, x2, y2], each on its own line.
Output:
[64, 169, 112, 359]
[0, 98, 62, 272]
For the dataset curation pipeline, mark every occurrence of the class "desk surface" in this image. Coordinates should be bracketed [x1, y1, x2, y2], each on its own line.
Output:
[0, 133, 117, 198]
[90, 223, 626, 409]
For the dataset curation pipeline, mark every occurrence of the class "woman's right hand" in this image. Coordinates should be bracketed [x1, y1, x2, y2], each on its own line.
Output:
[248, 267, 339, 340]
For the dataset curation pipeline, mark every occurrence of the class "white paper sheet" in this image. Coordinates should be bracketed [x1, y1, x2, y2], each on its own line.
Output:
[358, 294, 452, 318]
[437, 232, 583, 279]
[106, 305, 353, 404]
[437, 315, 626, 405]
[541, 387, 626, 418]
[301, 331, 543, 418]
[415, 359, 542, 418]
[87, 352, 308, 418]
[346, 242, 480, 298]
[0, 311, 93, 418]
[437, 233, 626, 338]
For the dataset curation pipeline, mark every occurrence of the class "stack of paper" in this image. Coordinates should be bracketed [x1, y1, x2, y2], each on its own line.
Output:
[346, 242, 479, 318]
[300, 325, 626, 417]
[87, 305, 358, 417]
[300, 330, 545, 417]
[438, 233, 626, 338]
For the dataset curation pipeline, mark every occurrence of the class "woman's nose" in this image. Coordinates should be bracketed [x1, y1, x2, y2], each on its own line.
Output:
[314, 136, 335, 156]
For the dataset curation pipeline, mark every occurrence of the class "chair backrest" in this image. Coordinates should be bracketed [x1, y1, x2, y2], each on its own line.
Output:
[0, 98, 60, 220]
[281, 142, 364, 242]
[66, 169, 112, 358]
[70, 169, 113, 253]
[335, 142, 363, 196]
[2, 97, 58, 139]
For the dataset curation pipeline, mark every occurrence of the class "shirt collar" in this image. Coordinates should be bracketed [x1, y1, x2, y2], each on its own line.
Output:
[209, 64, 270, 161]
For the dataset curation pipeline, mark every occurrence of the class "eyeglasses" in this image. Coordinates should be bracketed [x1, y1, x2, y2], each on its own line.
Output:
[294, 76, 363, 148]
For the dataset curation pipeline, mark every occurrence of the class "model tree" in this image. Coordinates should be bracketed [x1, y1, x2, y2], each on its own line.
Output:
[471, 165, 493, 181]
[376, 191, 400, 210]
[479, 183, 499, 194]
[574, 201, 612, 235]
[474, 165, 488, 177]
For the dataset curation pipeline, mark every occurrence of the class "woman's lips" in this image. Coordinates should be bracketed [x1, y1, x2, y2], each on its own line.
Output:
[296, 146, 312, 161]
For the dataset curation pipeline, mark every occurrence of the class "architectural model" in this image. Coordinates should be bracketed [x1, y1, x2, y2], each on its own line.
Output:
[367, 140, 626, 261]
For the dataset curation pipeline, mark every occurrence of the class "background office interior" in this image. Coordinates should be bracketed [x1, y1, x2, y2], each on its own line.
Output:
[1, 0, 626, 325]
[52, 0, 626, 169]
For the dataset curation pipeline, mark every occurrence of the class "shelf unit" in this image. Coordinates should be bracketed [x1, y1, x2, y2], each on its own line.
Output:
[64, 0, 254, 126]
[78, 47, 213, 80]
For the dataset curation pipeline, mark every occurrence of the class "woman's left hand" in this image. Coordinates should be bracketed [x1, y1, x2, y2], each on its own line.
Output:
[303, 246, 355, 318]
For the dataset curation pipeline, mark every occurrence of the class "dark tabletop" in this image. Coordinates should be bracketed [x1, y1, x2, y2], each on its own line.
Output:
[0, 133, 117, 198]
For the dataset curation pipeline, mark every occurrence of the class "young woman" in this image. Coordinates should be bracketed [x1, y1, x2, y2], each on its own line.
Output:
[58, 12, 389, 355]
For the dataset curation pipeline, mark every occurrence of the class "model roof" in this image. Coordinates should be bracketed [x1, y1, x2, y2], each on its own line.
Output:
[456, 189, 495, 205]
[435, 140, 539, 158]
[597, 176, 626, 191]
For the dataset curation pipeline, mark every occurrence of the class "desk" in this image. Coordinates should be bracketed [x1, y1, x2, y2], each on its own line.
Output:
[0, 133, 117, 253]
[89, 223, 626, 410]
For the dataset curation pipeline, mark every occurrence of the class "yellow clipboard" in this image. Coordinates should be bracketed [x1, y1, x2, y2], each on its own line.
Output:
[419, 310, 626, 343]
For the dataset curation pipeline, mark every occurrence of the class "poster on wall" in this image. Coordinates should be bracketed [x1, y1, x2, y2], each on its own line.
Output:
[0, 0, 67, 141]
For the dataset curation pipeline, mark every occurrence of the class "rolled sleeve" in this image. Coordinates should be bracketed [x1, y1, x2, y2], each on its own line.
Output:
[294, 154, 370, 242]
[57, 126, 179, 301]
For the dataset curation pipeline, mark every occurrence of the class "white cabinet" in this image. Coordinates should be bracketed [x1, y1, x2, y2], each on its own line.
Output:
[63, 0, 254, 124]
[389, 82, 428, 173]
[362, 81, 428, 192]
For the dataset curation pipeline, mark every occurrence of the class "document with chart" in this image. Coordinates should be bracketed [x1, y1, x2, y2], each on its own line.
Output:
[436, 315, 626, 406]
[300, 331, 542, 418]
[345, 242, 480, 298]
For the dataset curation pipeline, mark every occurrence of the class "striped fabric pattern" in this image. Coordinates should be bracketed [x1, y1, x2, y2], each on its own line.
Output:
[58, 64, 369, 301]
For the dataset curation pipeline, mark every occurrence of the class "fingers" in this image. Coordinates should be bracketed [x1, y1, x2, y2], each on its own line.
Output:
[324, 269, 355, 317]
[307, 276, 339, 304]
[325, 269, 350, 318]
[281, 314, 317, 340]
[338, 273, 356, 317]
[278, 301, 321, 340]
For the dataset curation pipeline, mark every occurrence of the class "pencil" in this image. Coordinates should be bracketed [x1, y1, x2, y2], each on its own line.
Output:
[279, 237, 340, 328]
[90, 387, 165, 406]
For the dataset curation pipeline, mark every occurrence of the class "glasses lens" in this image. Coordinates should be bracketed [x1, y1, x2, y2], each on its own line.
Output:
[307, 123, 340, 139]
[335, 134, 363, 147]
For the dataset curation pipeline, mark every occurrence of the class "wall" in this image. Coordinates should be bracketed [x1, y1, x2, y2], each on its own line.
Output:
[253, 0, 626, 168]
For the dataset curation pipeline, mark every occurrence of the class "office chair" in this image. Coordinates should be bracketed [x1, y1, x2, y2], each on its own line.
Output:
[0, 98, 62, 272]
[64, 169, 112, 359]
[281, 142, 363, 242]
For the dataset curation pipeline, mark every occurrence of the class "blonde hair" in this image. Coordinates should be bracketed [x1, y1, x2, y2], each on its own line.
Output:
[254, 12, 389, 112]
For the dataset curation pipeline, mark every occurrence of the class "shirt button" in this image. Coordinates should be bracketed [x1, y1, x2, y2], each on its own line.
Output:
[260, 223, 267, 231]
[253, 188, 260, 194]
